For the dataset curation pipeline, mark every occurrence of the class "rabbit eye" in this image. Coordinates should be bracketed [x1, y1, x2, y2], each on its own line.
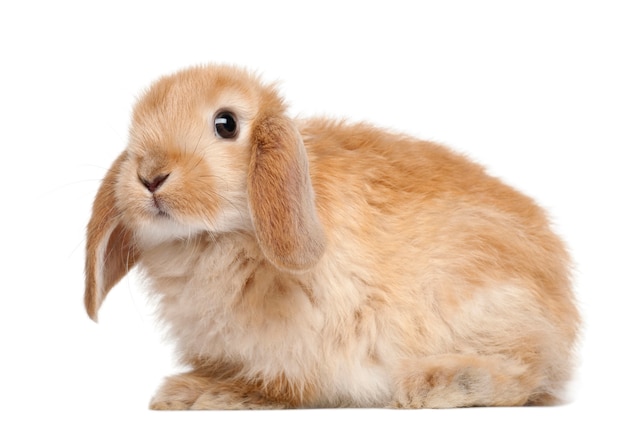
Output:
[214, 111, 238, 139]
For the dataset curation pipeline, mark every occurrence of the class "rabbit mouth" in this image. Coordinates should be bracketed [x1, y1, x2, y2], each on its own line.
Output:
[152, 195, 167, 215]
[145, 194, 173, 220]
[155, 209, 169, 218]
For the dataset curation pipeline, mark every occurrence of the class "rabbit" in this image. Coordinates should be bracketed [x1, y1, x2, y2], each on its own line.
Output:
[84, 64, 580, 409]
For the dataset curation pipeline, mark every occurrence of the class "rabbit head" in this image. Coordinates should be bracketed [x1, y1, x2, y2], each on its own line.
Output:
[85, 65, 325, 321]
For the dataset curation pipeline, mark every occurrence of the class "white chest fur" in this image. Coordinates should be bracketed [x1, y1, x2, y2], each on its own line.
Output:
[139, 232, 393, 406]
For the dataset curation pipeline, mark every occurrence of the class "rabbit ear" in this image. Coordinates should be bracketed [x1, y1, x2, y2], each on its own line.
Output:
[84, 152, 139, 321]
[248, 114, 325, 271]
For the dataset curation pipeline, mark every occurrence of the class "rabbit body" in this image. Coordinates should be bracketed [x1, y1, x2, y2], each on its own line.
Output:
[85, 66, 579, 409]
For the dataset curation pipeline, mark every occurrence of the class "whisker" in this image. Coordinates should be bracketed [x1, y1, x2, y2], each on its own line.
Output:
[195, 187, 248, 231]
[188, 149, 210, 174]
[216, 193, 248, 228]
[192, 124, 206, 156]
[183, 125, 209, 172]
[195, 174, 232, 191]
[77, 163, 112, 172]
[40, 178, 105, 198]
[68, 237, 87, 260]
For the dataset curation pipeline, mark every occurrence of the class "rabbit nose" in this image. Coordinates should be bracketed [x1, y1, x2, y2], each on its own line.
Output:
[140, 173, 170, 193]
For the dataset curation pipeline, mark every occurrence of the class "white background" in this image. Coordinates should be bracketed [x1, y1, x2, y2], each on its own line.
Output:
[1, 1, 624, 430]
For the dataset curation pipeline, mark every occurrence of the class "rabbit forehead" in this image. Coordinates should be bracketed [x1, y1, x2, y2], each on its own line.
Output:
[134, 66, 265, 120]
[203, 87, 259, 121]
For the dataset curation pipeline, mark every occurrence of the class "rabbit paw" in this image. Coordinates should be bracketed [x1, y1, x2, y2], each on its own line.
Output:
[149, 373, 212, 410]
[190, 391, 286, 410]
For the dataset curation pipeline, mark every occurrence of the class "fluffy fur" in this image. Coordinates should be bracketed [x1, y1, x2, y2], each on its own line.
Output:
[85, 65, 579, 409]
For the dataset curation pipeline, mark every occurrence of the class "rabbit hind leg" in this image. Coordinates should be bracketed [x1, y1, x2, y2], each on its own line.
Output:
[392, 353, 545, 408]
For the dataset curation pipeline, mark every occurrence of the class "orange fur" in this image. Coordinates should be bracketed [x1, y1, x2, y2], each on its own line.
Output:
[249, 113, 325, 270]
[85, 65, 580, 409]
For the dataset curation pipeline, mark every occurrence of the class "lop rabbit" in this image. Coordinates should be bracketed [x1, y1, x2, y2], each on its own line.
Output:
[85, 65, 579, 409]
